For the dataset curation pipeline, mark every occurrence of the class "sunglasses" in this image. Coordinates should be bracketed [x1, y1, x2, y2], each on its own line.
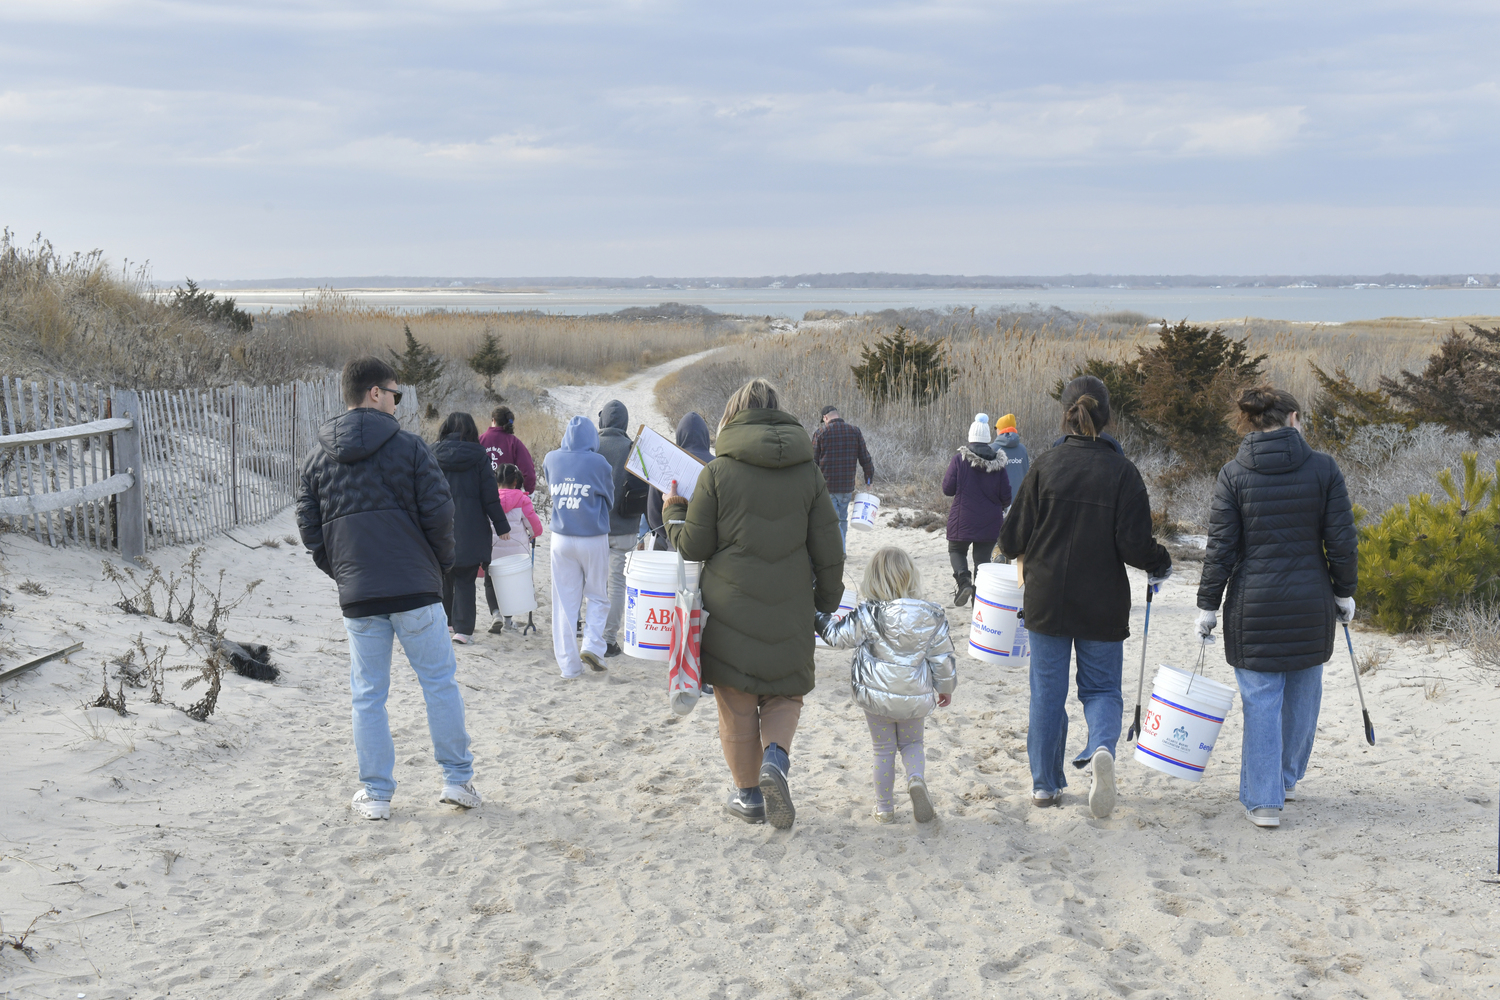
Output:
[370, 385, 404, 406]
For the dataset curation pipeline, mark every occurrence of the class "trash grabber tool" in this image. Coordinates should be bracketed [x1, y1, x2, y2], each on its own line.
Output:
[1343, 623, 1375, 746]
[1126, 583, 1153, 743]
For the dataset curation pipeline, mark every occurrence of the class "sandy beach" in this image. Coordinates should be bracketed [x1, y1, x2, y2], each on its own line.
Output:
[3, 392, 1500, 999]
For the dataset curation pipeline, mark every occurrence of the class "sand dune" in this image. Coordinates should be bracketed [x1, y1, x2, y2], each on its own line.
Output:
[2, 487, 1499, 997]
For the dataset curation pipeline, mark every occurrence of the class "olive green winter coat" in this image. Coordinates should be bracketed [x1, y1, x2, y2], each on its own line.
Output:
[664, 408, 846, 697]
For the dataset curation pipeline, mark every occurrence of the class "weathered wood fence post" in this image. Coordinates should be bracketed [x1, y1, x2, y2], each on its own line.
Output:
[110, 389, 147, 562]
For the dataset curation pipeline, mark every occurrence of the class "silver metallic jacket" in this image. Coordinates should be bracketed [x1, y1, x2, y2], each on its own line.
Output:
[816, 598, 958, 720]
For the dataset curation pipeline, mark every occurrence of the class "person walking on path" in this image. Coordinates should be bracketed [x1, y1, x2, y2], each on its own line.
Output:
[1196, 386, 1358, 830]
[485, 463, 544, 632]
[664, 379, 845, 829]
[296, 356, 480, 820]
[1052, 376, 1126, 456]
[817, 547, 957, 824]
[994, 413, 1030, 500]
[479, 405, 536, 493]
[595, 400, 637, 657]
[543, 416, 615, 678]
[812, 405, 875, 551]
[943, 413, 1013, 606]
[432, 412, 512, 645]
[999, 391, 1172, 818]
[645, 412, 714, 550]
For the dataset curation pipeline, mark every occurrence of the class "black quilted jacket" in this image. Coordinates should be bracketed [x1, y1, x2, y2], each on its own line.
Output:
[1197, 427, 1358, 672]
[296, 408, 455, 611]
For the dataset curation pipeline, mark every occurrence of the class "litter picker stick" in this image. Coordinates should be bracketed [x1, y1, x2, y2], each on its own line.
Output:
[1126, 585, 1153, 743]
[0, 642, 83, 684]
[1343, 623, 1376, 746]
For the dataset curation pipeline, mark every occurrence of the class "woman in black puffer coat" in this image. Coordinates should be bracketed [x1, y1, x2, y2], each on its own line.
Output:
[432, 412, 511, 642]
[1196, 386, 1357, 830]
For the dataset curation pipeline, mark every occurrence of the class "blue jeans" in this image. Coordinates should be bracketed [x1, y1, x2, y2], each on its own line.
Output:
[1027, 632, 1124, 794]
[1234, 664, 1322, 811]
[830, 492, 852, 551]
[344, 603, 474, 801]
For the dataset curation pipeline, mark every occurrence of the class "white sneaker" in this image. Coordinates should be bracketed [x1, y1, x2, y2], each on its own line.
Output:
[1247, 807, 1281, 828]
[1088, 748, 1116, 818]
[908, 775, 935, 824]
[452, 634, 472, 645]
[440, 781, 481, 809]
[352, 789, 390, 820]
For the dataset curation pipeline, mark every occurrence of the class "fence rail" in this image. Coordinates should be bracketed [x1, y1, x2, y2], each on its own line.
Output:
[0, 375, 421, 555]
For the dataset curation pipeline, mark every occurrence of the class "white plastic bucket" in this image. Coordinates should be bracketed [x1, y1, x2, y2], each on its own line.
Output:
[488, 553, 537, 615]
[1133, 664, 1236, 782]
[624, 550, 702, 661]
[814, 588, 858, 648]
[848, 492, 879, 531]
[968, 563, 1029, 667]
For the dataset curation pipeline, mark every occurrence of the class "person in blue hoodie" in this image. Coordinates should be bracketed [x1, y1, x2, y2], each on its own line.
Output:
[543, 416, 616, 678]
[993, 413, 1030, 500]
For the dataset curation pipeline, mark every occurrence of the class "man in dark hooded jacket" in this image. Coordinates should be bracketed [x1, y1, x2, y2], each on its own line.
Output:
[296, 356, 479, 821]
[596, 400, 636, 656]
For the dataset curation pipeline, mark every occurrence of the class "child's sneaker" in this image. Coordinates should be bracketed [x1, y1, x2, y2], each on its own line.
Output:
[351, 789, 390, 820]
[874, 809, 896, 824]
[439, 781, 481, 809]
[908, 775, 935, 823]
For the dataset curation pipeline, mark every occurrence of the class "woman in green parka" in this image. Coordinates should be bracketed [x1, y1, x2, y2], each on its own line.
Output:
[664, 378, 846, 829]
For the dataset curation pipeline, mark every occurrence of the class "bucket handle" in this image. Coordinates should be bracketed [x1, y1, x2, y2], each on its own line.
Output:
[1187, 640, 1208, 696]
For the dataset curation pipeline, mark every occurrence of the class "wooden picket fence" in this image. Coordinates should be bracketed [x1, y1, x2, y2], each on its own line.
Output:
[0, 375, 423, 553]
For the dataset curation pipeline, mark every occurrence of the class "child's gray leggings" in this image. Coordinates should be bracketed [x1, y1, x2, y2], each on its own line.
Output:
[865, 712, 926, 812]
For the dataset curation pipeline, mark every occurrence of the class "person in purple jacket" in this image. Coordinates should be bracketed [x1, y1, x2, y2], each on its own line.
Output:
[942, 414, 1013, 607]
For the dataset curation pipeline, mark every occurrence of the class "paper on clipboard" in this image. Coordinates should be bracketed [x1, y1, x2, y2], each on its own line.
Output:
[625, 424, 708, 501]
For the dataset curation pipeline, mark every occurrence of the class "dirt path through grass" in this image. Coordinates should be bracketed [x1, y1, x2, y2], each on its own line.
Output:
[544, 346, 722, 435]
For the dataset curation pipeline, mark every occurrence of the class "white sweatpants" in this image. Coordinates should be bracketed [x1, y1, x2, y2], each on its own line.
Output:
[551, 533, 609, 677]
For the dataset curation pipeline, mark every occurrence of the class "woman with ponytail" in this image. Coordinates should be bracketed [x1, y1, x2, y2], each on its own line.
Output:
[999, 375, 1172, 819]
[1196, 385, 1357, 829]
[479, 405, 536, 494]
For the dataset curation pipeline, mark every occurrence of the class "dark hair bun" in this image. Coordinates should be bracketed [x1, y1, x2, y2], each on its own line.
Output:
[1237, 386, 1277, 415]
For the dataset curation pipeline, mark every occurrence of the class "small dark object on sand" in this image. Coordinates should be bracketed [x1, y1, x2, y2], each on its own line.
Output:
[212, 638, 279, 682]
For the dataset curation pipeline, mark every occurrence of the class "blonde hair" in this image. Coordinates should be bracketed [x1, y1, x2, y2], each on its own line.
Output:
[719, 377, 780, 431]
[861, 547, 922, 602]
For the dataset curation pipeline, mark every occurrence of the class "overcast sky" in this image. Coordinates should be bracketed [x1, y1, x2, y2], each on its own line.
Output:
[2, 1, 1497, 280]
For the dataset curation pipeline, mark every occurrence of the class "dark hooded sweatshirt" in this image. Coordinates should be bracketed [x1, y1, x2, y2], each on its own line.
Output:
[1197, 426, 1358, 672]
[296, 408, 454, 618]
[595, 400, 637, 536]
[431, 436, 511, 568]
[646, 412, 714, 546]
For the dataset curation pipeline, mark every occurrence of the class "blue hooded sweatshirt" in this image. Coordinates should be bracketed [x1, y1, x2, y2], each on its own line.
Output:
[543, 416, 615, 537]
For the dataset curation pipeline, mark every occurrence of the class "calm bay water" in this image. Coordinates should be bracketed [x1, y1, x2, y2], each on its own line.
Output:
[228, 285, 1500, 323]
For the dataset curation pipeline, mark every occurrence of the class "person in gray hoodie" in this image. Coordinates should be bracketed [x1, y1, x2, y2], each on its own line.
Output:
[645, 412, 714, 550]
[595, 400, 636, 656]
[542, 416, 616, 678]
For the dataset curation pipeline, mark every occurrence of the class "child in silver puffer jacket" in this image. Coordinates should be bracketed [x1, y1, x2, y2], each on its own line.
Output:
[817, 547, 958, 824]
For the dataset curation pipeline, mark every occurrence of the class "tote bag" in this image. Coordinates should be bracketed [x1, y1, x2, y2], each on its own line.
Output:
[667, 550, 708, 716]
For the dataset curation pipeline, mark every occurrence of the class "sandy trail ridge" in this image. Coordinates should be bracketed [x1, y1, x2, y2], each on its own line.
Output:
[0, 359, 1498, 998]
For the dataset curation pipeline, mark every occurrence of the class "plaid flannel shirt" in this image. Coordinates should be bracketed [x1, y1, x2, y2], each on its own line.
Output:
[812, 418, 875, 493]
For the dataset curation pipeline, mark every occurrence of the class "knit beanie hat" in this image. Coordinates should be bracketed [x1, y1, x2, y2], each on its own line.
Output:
[1059, 376, 1111, 429]
[995, 413, 1017, 432]
[967, 413, 991, 443]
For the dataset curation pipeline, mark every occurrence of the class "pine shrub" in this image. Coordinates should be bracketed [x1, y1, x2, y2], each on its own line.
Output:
[389, 324, 446, 418]
[851, 327, 954, 405]
[1380, 324, 1500, 441]
[1357, 452, 1500, 632]
[468, 330, 510, 400]
[1305, 364, 1416, 452]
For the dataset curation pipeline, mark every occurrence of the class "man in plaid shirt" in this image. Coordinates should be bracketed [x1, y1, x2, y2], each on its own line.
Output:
[812, 405, 875, 551]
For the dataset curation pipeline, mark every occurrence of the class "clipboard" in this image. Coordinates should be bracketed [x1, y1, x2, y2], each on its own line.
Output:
[624, 424, 708, 501]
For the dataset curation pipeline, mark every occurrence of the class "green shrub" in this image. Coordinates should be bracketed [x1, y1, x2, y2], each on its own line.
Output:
[851, 327, 954, 405]
[1380, 324, 1500, 441]
[1357, 452, 1500, 632]
[468, 330, 510, 400]
[389, 324, 446, 418]
[1050, 357, 1142, 424]
[169, 278, 253, 333]
[1305, 364, 1417, 452]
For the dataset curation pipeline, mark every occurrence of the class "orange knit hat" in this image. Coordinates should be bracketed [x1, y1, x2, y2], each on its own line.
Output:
[996, 413, 1017, 431]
